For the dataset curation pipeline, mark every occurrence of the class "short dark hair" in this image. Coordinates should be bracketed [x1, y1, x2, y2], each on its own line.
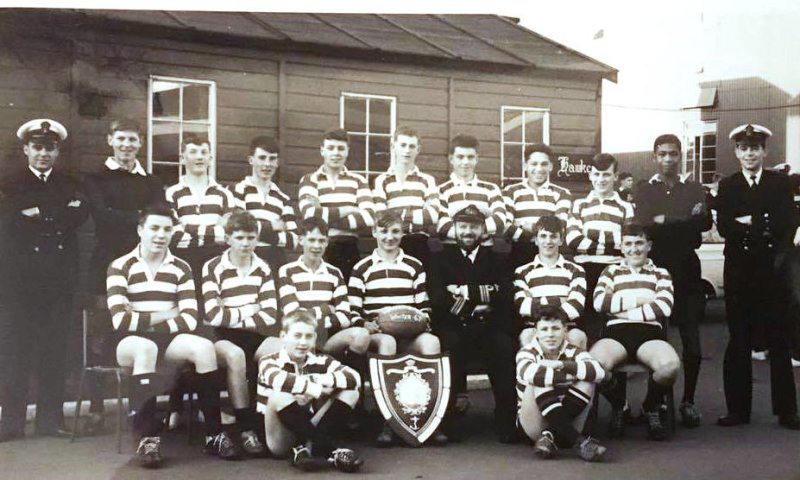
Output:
[590, 153, 618, 173]
[449, 134, 479, 155]
[393, 126, 420, 142]
[533, 215, 565, 238]
[108, 118, 142, 136]
[534, 305, 568, 325]
[653, 134, 682, 152]
[249, 136, 279, 156]
[322, 127, 349, 145]
[374, 209, 403, 229]
[621, 222, 649, 240]
[524, 143, 554, 161]
[618, 172, 633, 181]
[298, 216, 329, 237]
[138, 203, 174, 227]
[224, 209, 258, 235]
[181, 134, 210, 152]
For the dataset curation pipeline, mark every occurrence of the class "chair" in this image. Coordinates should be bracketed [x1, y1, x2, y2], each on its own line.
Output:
[71, 297, 131, 453]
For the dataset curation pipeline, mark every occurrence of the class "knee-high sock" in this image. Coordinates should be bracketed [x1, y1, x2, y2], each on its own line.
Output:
[562, 386, 591, 419]
[602, 373, 627, 410]
[682, 355, 700, 404]
[536, 391, 578, 447]
[643, 375, 670, 412]
[314, 399, 353, 456]
[277, 402, 333, 458]
[234, 408, 260, 433]
[130, 373, 163, 437]
[194, 370, 223, 436]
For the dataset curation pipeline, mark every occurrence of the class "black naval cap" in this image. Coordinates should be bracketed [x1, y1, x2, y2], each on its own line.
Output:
[729, 124, 772, 145]
[16, 118, 68, 145]
[452, 205, 486, 224]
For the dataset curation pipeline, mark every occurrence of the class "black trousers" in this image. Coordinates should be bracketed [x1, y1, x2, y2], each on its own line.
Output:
[723, 252, 797, 419]
[652, 250, 705, 404]
[0, 289, 72, 436]
[324, 236, 360, 280]
[435, 318, 517, 436]
[400, 233, 431, 267]
[580, 262, 609, 344]
[509, 241, 538, 270]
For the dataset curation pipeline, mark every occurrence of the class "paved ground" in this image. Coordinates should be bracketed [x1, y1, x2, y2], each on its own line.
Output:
[1, 299, 799, 480]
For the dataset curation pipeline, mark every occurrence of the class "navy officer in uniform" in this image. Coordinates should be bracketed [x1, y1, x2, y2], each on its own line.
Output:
[715, 124, 799, 429]
[0, 119, 88, 440]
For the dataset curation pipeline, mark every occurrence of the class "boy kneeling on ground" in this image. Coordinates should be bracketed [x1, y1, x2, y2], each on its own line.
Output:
[256, 309, 363, 472]
[517, 305, 607, 462]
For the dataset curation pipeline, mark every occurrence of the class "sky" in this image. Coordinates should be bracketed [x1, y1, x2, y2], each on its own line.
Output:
[3, 0, 799, 152]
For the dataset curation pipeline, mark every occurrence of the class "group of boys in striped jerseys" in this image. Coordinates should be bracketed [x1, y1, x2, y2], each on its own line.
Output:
[92, 119, 686, 471]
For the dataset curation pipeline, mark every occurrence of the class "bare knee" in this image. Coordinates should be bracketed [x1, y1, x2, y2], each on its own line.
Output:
[188, 338, 219, 373]
[222, 347, 247, 375]
[653, 356, 681, 380]
[349, 328, 371, 355]
[334, 389, 360, 407]
[417, 333, 440, 355]
[373, 334, 397, 355]
[269, 391, 296, 411]
[567, 329, 588, 350]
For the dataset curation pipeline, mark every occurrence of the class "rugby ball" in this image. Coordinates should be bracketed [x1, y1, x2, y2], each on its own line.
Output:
[374, 306, 428, 338]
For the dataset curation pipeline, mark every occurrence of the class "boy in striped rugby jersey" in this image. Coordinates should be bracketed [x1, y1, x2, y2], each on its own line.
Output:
[348, 209, 442, 446]
[372, 126, 439, 265]
[256, 309, 363, 472]
[516, 305, 606, 462]
[503, 143, 572, 268]
[437, 134, 507, 246]
[566, 153, 634, 342]
[515, 215, 587, 350]
[202, 210, 280, 457]
[231, 136, 298, 273]
[277, 217, 371, 372]
[107, 206, 231, 467]
[298, 128, 375, 279]
[589, 223, 679, 441]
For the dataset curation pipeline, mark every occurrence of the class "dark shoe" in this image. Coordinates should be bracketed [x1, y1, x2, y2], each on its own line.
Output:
[328, 448, 363, 473]
[375, 423, 394, 447]
[645, 410, 667, 441]
[717, 414, 749, 427]
[574, 436, 606, 462]
[453, 393, 471, 414]
[136, 436, 162, 468]
[778, 414, 800, 430]
[240, 430, 266, 456]
[290, 444, 329, 472]
[679, 402, 701, 428]
[533, 431, 557, 459]
[203, 432, 242, 460]
[607, 408, 626, 438]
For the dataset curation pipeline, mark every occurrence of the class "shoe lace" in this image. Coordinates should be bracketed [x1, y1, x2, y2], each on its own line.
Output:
[645, 411, 663, 428]
[292, 445, 312, 463]
[242, 431, 262, 449]
[329, 448, 355, 465]
[138, 437, 160, 455]
[579, 436, 599, 453]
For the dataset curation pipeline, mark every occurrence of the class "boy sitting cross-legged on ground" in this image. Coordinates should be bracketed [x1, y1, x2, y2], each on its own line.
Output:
[256, 309, 363, 473]
[516, 305, 607, 462]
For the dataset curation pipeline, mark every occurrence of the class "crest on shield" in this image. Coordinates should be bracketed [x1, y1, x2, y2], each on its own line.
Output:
[369, 353, 450, 447]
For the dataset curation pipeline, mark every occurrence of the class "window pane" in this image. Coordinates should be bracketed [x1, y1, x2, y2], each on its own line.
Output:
[523, 111, 546, 144]
[702, 146, 716, 160]
[348, 135, 367, 172]
[152, 121, 182, 164]
[703, 133, 716, 147]
[344, 97, 367, 132]
[152, 162, 180, 187]
[370, 135, 391, 173]
[152, 80, 181, 120]
[701, 171, 715, 184]
[369, 99, 392, 134]
[503, 109, 522, 143]
[503, 144, 523, 180]
[183, 84, 210, 121]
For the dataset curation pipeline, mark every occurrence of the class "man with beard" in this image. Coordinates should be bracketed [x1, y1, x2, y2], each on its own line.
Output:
[633, 134, 711, 428]
[429, 205, 517, 442]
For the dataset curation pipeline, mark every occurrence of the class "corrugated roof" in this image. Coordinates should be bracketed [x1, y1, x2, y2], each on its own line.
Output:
[69, 10, 617, 81]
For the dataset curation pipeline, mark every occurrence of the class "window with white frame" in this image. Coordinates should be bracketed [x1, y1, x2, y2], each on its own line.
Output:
[148, 76, 217, 186]
[340, 92, 396, 182]
[500, 106, 550, 187]
[683, 121, 717, 184]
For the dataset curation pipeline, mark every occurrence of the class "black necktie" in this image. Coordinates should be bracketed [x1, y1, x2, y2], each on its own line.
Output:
[39, 173, 47, 183]
[749, 175, 757, 188]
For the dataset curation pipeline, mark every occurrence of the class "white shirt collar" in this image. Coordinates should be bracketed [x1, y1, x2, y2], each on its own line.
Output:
[29, 165, 52, 180]
[587, 190, 623, 202]
[220, 249, 269, 276]
[532, 254, 566, 268]
[371, 249, 405, 264]
[450, 172, 479, 186]
[296, 257, 330, 275]
[525, 179, 553, 192]
[105, 157, 147, 176]
[648, 173, 686, 185]
[387, 165, 421, 176]
[131, 244, 176, 265]
[743, 169, 763, 186]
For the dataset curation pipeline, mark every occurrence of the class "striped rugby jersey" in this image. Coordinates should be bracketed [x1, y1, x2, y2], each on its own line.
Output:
[106, 246, 198, 334]
[202, 250, 278, 336]
[256, 348, 361, 413]
[437, 173, 507, 243]
[514, 255, 586, 325]
[277, 258, 359, 332]
[593, 259, 674, 326]
[516, 338, 605, 405]
[503, 180, 572, 243]
[297, 166, 375, 238]
[165, 179, 236, 249]
[372, 166, 440, 234]
[566, 191, 634, 264]
[348, 250, 430, 320]
[231, 177, 298, 250]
